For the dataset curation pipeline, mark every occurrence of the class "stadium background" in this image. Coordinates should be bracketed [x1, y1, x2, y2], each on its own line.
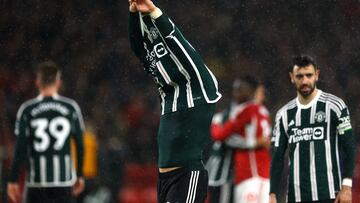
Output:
[0, 0, 360, 202]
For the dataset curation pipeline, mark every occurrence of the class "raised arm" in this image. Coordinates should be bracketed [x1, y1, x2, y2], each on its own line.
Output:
[133, 0, 204, 64]
[128, 10, 145, 59]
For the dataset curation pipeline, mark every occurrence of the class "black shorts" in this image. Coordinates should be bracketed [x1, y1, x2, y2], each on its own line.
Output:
[158, 167, 208, 203]
[25, 187, 74, 203]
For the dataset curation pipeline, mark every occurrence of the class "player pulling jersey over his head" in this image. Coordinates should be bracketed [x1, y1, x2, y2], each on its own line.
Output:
[269, 55, 356, 203]
[128, 0, 221, 202]
[7, 61, 85, 203]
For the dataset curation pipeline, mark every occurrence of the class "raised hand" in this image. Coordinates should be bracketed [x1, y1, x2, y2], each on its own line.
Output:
[131, 0, 157, 13]
[129, 0, 137, 12]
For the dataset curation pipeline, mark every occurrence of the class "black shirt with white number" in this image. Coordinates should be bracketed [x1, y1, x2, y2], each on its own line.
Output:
[9, 94, 84, 187]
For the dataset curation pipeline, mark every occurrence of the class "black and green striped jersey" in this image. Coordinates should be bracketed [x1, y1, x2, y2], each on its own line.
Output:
[9, 94, 84, 188]
[129, 10, 221, 115]
[270, 90, 356, 202]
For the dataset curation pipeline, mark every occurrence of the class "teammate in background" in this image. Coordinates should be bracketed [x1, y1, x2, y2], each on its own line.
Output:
[7, 61, 85, 203]
[128, 0, 221, 202]
[269, 55, 355, 203]
[211, 76, 272, 203]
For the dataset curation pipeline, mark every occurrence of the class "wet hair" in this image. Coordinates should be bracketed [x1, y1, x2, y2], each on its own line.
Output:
[233, 75, 259, 91]
[36, 61, 61, 86]
[290, 54, 318, 72]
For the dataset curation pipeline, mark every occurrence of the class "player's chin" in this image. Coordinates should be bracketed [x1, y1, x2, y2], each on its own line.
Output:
[299, 89, 312, 97]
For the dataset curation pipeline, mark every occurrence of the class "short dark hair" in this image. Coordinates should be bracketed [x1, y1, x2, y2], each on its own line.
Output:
[290, 55, 318, 72]
[36, 61, 61, 86]
[233, 75, 259, 91]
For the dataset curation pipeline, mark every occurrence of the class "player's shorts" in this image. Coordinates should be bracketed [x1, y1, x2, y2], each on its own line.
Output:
[157, 103, 216, 168]
[233, 177, 269, 203]
[25, 187, 74, 203]
[158, 167, 208, 203]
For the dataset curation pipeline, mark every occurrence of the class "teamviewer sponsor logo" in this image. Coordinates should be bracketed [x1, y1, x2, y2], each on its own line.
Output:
[154, 42, 168, 58]
[289, 127, 324, 143]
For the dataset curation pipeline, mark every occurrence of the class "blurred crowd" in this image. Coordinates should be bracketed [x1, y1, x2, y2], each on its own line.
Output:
[1, 0, 360, 202]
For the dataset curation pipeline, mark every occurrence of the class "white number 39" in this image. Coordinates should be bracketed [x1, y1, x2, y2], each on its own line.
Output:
[31, 117, 71, 152]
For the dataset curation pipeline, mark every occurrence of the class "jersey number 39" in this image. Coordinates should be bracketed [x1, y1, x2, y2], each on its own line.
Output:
[31, 117, 71, 152]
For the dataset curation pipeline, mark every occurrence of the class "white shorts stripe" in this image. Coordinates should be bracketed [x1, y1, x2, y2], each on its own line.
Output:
[186, 171, 195, 203]
[191, 171, 200, 203]
[186, 171, 200, 203]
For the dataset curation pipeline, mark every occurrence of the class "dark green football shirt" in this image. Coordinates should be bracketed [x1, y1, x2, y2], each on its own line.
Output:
[129, 10, 221, 115]
[9, 94, 84, 187]
[129, 9, 221, 168]
[270, 90, 355, 202]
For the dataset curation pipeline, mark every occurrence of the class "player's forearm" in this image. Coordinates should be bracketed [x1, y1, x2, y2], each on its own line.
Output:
[9, 137, 27, 182]
[211, 121, 236, 141]
[75, 133, 84, 177]
[224, 135, 267, 149]
[128, 12, 145, 58]
[340, 131, 356, 178]
[269, 141, 286, 194]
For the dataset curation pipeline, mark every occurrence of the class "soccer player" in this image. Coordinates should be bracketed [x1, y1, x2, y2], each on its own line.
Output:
[7, 61, 85, 203]
[211, 76, 272, 203]
[269, 55, 355, 203]
[128, 0, 221, 202]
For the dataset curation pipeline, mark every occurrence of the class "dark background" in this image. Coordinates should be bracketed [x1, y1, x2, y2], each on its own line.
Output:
[1, 0, 360, 202]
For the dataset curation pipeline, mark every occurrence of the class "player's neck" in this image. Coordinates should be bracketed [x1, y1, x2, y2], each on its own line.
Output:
[39, 86, 58, 97]
[297, 88, 318, 105]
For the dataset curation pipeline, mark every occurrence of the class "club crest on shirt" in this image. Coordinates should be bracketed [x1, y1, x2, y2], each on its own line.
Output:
[315, 111, 326, 123]
[149, 27, 159, 40]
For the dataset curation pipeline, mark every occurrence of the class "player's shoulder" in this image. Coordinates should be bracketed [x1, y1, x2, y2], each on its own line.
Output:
[16, 96, 42, 117]
[318, 90, 346, 108]
[277, 98, 297, 114]
[54, 95, 81, 110]
[245, 102, 269, 116]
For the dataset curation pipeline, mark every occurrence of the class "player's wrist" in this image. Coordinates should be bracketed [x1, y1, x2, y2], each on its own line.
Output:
[150, 7, 162, 19]
[342, 178, 352, 188]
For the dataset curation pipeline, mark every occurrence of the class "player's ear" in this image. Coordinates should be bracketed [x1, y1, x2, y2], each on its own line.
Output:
[35, 79, 41, 89]
[315, 69, 320, 82]
[289, 72, 294, 83]
[55, 79, 62, 89]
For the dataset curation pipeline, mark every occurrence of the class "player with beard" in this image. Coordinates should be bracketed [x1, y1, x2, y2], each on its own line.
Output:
[269, 55, 355, 203]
